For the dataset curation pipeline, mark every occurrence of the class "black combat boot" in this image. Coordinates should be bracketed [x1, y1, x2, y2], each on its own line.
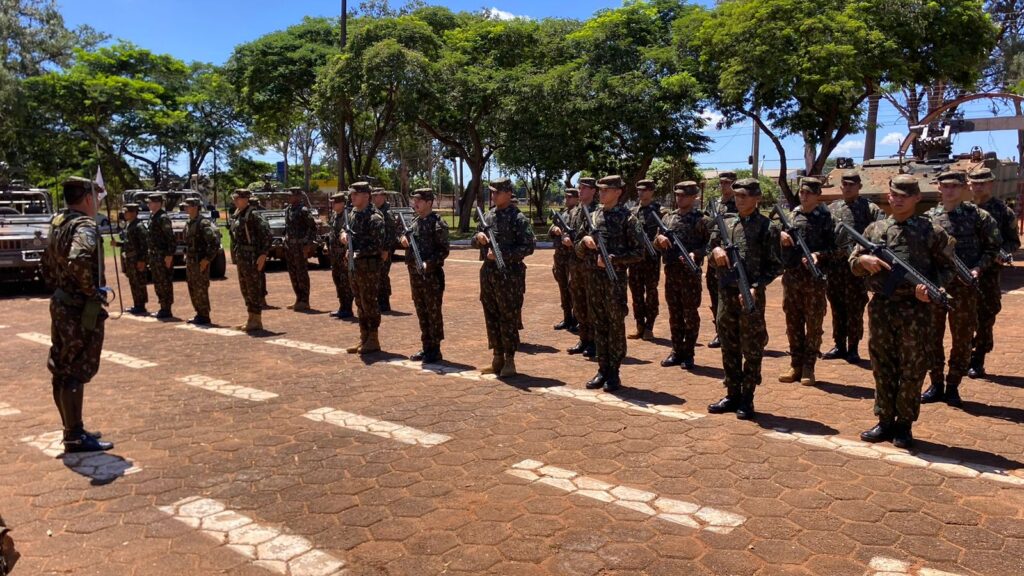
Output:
[187, 315, 211, 325]
[921, 373, 945, 403]
[582, 342, 597, 358]
[845, 340, 861, 363]
[681, 356, 695, 370]
[944, 378, 963, 408]
[379, 297, 391, 313]
[707, 396, 740, 414]
[860, 419, 895, 443]
[422, 347, 443, 364]
[602, 368, 621, 392]
[568, 340, 587, 355]
[567, 320, 579, 334]
[735, 393, 755, 420]
[60, 384, 112, 452]
[128, 305, 148, 315]
[585, 369, 606, 389]
[967, 352, 986, 379]
[822, 339, 847, 360]
[892, 422, 914, 449]
[661, 352, 682, 367]
[554, 315, 574, 330]
[410, 350, 426, 361]
[155, 308, 172, 319]
[707, 334, 721, 349]
[63, 428, 114, 453]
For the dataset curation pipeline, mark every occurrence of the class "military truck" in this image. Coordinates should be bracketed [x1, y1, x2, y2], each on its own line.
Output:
[0, 182, 52, 283]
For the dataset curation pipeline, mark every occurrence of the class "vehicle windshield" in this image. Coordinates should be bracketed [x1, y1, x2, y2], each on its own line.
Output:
[252, 193, 295, 211]
[0, 190, 53, 215]
[126, 190, 206, 213]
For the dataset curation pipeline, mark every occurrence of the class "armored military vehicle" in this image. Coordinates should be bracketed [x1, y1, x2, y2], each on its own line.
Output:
[0, 179, 52, 283]
[251, 189, 331, 268]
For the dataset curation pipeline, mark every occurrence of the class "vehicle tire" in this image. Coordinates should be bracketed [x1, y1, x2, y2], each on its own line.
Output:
[210, 250, 227, 279]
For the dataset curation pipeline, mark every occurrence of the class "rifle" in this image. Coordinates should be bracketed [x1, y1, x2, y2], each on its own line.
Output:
[398, 212, 425, 275]
[476, 206, 507, 271]
[711, 208, 756, 314]
[581, 203, 618, 283]
[772, 202, 826, 282]
[635, 209, 658, 258]
[551, 210, 575, 242]
[342, 207, 355, 274]
[651, 211, 699, 275]
[998, 248, 1014, 265]
[951, 253, 980, 291]
[840, 222, 952, 310]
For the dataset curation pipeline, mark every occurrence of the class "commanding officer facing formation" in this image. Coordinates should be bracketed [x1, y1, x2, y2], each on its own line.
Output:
[777, 177, 836, 387]
[182, 198, 220, 326]
[327, 192, 354, 319]
[654, 181, 710, 370]
[825, 170, 884, 362]
[342, 182, 386, 354]
[228, 189, 271, 332]
[473, 178, 536, 378]
[922, 170, 1000, 407]
[854, 175, 954, 448]
[577, 175, 642, 392]
[549, 188, 579, 332]
[969, 167, 1020, 377]
[284, 187, 316, 312]
[707, 178, 782, 420]
[706, 171, 738, 349]
[372, 187, 399, 313]
[565, 177, 599, 358]
[401, 188, 451, 364]
[627, 179, 663, 341]
[117, 203, 149, 316]
[146, 193, 175, 319]
[41, 177, 114, 453]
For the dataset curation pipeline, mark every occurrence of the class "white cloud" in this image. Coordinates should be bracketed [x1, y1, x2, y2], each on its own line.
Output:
[485, 7, 528, 20]
[700, 111, 724, 130]
[831, 139, 864, 156]
[880, 132, 905, 146]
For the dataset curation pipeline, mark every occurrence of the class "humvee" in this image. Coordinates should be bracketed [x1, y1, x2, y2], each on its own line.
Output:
[0, 183, 52, 283]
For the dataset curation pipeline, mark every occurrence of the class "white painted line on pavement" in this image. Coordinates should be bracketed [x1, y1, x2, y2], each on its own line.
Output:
[764, 430, 1024, 487]
[176, 324, 244, 337]
[120, 314, 158, 323]
[0, 324, 9, 329]
[176, 375, 278, 402]
[159, 496, 345, 576]
[267, 338, 347, 356]
[17, 332, 158, 369]
[869, 556, 965, 576]
[0, 402, 21, 417]
[20, 430, 141, 481]
[507, 459, 746, 533]
[304, 408, 451, 447]
[385, 358, 498, 382]
[539, 386, 705, 421]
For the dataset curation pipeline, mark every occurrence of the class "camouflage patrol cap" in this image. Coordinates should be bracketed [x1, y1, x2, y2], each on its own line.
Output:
[937, 170, 967, 184]
[732, 178, 762, 195]
[182, 198, 201, 208]
[577, 177, 597, 189]
[718, 170, 737, 181]
[411, 188, 435, 201]
[349, 181, 372, 194]
[564, 188, 579, 198]
[673, 181, 700, 195]
[329, 191, 347, 202]
[889, 175, 920, 196]
[968, 167, 995, 182]
[371, 187, 387, 195]
[122, 203, 140, 212]
[636, 179, 656, 191]
[488, 178, 514, 193]
[146, 193, 164, 203]
[597, 175, 625, 189]
[799, 177, 823, 194]
[840, 170, 862, 184]
[287, 186, 304, 195]
[62, 177, 93, 204]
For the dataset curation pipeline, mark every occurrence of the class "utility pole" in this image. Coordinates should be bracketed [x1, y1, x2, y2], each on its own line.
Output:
[864, 93, 879, 162]
[751, 107, 760, 178]
[338, 0, 349, 191]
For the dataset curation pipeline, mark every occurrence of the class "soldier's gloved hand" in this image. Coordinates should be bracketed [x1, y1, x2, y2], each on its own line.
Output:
[256, 254, 267, 272]
[164, 255, 173, 269]
[582, 236, 596, 250]
[200, 259, 209, 273]
[135, 261, 146, 272]
[475, 232, 489, 246]
[780, 231, 794, 247]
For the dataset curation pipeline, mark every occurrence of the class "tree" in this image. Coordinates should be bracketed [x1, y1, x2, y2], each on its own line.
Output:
[177, 63, 246, 183]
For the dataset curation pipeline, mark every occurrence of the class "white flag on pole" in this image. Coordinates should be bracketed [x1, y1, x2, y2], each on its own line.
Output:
[94, 165, 107, 202]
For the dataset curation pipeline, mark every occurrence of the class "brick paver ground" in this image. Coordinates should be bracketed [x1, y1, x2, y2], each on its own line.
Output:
[1, 248, 1023, 575]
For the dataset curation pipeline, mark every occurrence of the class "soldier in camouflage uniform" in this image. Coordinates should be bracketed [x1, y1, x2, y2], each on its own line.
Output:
[854, 175, 954, 449]
[41, 177, 114, 453]
[576, 175, 643, 392]
[117, 203, 149, 315]
[777, 177, 836, 386]
[146, 194, 175, 318]
[969, 167, 1020, 378]
[706, 171, 739, 348]
[473, 178, 536, 377]
[654, 181, 710, 370]
[565, 177, 599, 357]
[284, 187, 316, 312]
[825, 171, 885, 362]
[922, 171, 1000, 407]
[372, 188, 400, 313]
[228, 190, 271, 332]
[183, 198, 220, 325]
[342, 182, 387, 354]
[707, 178, 783, 420]
[549, 188, 579, 331]
[402, 188, 450, 363]
[250, 196, 269, 309]
[627, 179, 663, 340]
[327, 192, 354, 319]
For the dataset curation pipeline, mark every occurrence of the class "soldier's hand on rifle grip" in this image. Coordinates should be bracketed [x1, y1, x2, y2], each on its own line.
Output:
[780, 231, 794, 247]
[915, 284, 932, 303]
[582, 236, 596, 250]
[256, 254, 267, 272]
[654, 235, 669, 250]
[597, 254, 608, 269]
[561, 236, 573, 248]
[474, 232, 488, 246]
[739, 287, 756, 307]
[804, 253, 819, 267]
[340, 232, 348, 245]
[858, 254, 890, 274]
[682, 252, 696, 265]
[486, 249, 496, 261]
[400, 236, 410, 249]
[164, 255, 173, 269]
[550, 226, 562, 237]
[971, 267, 980, 279]
[711, 247, 729, 267]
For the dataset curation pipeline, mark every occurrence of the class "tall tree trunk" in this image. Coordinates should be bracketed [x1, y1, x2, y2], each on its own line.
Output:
[458, 161, 484, 233]
[802, 132, 816, 174]
[864, 93, 880, 162]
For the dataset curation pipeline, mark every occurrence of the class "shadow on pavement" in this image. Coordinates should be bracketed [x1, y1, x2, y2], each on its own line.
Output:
[59, 451, 136, 486]
[518, 342, 560, 355]
[813, 381, 875, 400]
[755, 413, 839, 436]
[961, 400, 1024, 425]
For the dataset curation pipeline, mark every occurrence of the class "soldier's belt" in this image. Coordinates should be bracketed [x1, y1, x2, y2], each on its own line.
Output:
[52, 288, 86, 308]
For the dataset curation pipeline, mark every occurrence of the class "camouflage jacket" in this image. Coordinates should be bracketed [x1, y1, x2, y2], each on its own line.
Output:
[42, 209, 103, 299]
[926, 202, 1000, 271]
[549, 206, 576, 256]
[830, 196, 885, 257]
[229, 205, 271, 258]
[709, 210, 783, 289]
[716, 196, 738, 215]
[659, 208, 711, 267]
[565, 200, 600, 262]
[284, 203, 316, 246]
[185, 216, 220, 263]
[472, 204, 536, 265]
[781, 204, 837, 271]
[376, 202, 400, 251]
[121, 219, 148, 263]
[978, 196, 1021, 256]
[405, 211, 450, 268]
[631, 201, 665, 259]
[851, 215, 954, 299]
[148, 208, 175, 258]
[328, 209, 346, 254]
[574, 204, 643, 273]
[349, 205, 385, 258]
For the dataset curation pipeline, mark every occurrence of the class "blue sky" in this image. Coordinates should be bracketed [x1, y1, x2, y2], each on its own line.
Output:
[57, 0, 1023, 178]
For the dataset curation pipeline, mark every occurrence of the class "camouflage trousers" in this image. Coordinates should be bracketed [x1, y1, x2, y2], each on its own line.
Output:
[329, 249, 353, 311]
[149, 256, 174, 310]
[972, 269, 1003, 355]
[663, 263, 702, 359]
[480, 262, 524, 354]
[259, 269, 268, 300]
[627, 255, 661, 330]
[868, 295, 932, 422]
[379, 253, 394, 305]
[552, 250, 573, 320]
[706, 266, 720, 330]
[569, 259, 593, 342]
[826, 260, 869, 345]
[350, 258, 382, 334]
[48, 298, 107, 385]
[587, 267, 629, 371]
[284, 243, 310, 303]
[235, 252, 262, 314]
[185, 259, 211, 317]
[929, 282, 978, 383]
[717, 285, 769, 398]
[783, 270, 827, 370]
[410, 267, 445, 349]
[123, 257, 148, 308]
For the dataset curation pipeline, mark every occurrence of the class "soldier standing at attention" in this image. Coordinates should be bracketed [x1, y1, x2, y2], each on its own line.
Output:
[706, 171, 739, 349]
[566, 177, 599, 358]
[372, 187, 399, 313]
[402, 188, 450, 363]
[228, 189, 271, 332]
[284, 187, 316, 312]
[328, 192, 354, 319]
[183, 198, 219, 325]
[854, 175, 954, 448]
[146, 194, 175, 319]
[654, 181, 710, 370]
[473, 178, 536, 377]
[549, 188, 579, 332]
[922, 171, 1000, 407]
[707, 178, 782, 419]
[777, 177, 836, 386]
[627, 179, 663, 341]
[342, 182, 386, 354]
[41, 177, 114, 452]
[118, 203, 149, 315]
[576, 175, 643, 392]
[824, 171, 884, 362]
[968, 167, 1020, 378]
